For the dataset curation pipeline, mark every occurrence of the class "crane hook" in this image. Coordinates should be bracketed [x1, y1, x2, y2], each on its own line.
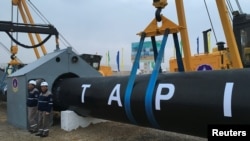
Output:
[155, 8, 162, 22]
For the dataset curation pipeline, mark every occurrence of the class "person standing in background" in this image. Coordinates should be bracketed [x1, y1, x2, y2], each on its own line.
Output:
[27, 80, 39, 133]
[35, 81, 53, 137]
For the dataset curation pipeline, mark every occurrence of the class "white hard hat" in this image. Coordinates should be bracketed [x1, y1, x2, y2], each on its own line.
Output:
[29, 80, 36, 86]
[41, 82, 48, 86]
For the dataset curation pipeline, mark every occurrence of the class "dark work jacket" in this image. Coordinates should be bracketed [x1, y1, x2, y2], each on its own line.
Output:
[37, 90, 53, 113]
[27, 88, 39, 107]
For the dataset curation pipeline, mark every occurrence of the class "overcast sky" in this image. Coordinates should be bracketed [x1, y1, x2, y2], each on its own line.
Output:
[1, 0, 250, 70]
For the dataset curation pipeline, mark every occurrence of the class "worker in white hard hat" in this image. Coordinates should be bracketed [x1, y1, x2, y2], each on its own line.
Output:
[35, 81, 53, 138]
[27, 80, 39, 133]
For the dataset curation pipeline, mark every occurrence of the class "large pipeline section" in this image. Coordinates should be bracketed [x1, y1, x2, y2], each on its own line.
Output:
[53, 68, 250, 137]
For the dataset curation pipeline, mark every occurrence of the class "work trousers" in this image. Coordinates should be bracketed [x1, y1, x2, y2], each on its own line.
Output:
[37, 111, 51, 134]
[27, 106, 38, 131]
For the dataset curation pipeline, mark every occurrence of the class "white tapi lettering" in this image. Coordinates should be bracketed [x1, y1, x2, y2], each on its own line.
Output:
[108, 84, 122, 107]
[155, 83, 175, 110]
[81, 84, 91, 103]
[223, 82, 234, 117]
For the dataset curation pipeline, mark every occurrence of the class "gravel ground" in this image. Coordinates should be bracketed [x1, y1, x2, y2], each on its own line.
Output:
[0, 101, 207, 141]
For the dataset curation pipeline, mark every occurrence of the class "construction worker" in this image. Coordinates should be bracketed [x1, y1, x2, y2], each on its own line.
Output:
[35, 81, 53, 137]
[27, 80, 39, 133]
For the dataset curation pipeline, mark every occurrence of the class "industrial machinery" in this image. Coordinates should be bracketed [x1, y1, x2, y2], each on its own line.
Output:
[0, 0, 60, 101]
[80, 54, 113, 76]
[169, 0, 249, 72]
[0, 0, 112, 100]
[2, 0, 250, 139]
[1, 0, 112, 74]
[51, 0, 250, 138]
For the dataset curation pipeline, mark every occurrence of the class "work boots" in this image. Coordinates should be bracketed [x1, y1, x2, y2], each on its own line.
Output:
[40, 130, 49, 137]
[28, 126, 38, 134]
[35, 129, 43, 136]
[35, 129, 49, 137]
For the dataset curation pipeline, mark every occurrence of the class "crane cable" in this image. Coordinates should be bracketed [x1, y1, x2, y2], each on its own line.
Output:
[9, 2, 53, 49]
[226, 0, 244, 19]
[9, 4, 20, 63]
[226, 0, 233, 20]
[27, 0, 74, 48]
[203, 0, 218, 43]
[226, 0, 233, 12]
[235, 0, 243, 14]
[10, 4, 15, 47]
[6, 32, 52, 49]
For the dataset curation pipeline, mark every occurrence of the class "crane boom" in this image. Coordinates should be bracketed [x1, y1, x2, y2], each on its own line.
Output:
[216, 0, 243, 68]
[0, 21, 59, 36]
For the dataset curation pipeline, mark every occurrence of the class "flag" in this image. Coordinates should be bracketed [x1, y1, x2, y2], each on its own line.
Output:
[208, 31, 211, 53]
[197, 37, 199, 54]
[116, 51, 120, 71]
[108, 51, 110, 66]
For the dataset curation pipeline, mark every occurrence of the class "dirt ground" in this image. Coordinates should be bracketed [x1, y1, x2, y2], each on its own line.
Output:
[0, 101, 207, 141]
